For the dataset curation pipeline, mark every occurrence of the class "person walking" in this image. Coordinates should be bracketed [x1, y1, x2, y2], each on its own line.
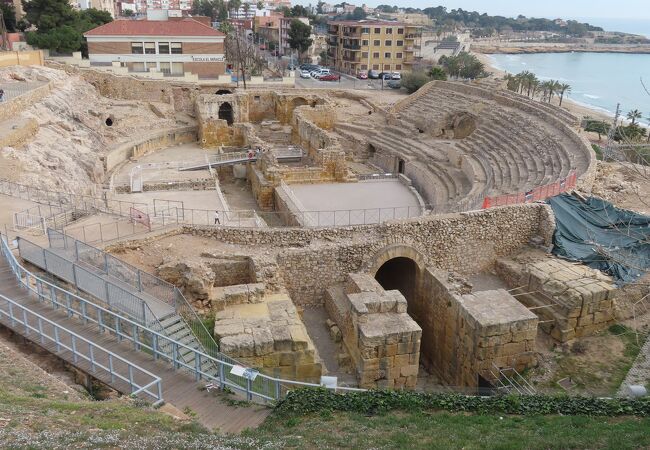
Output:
[214, 210, 221, 225]
[0, 89, 5, 102]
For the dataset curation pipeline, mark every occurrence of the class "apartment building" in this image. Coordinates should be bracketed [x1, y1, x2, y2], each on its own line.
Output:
[327, 20, 422, 75]
[279, 17, 310, 57]
[84, 17, 226, 78]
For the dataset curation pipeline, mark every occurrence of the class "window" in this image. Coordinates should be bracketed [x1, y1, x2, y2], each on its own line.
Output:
[361, 27, 370, 34]
[171, 62, 184, 75]
[372, 64, 379, 70]
[373, 39, 380, 46]
[385, 40, 392, 46]
[171, 42, 182, 54]
[374, 27, 381, 33]
[158, 42, 170, 54]
[131, 42, 143, 54]
[373, 52, 380, 58]
[396, 40, 403, 47]
[395, 64, 402, 70]
[144, 42, 155, 54]
[159, 62, 171, 74]
[384, 64, 391, 70]
[386, 28, 393, 34]
[362, 52, 368, 58]
[361, 64, 367, 70]
[397, 28, 404, 34]
[131, 62, 145, 72]
[384, 52, 391, 58]
[396, 53, 403, 59]
[362, 40, 368, 46]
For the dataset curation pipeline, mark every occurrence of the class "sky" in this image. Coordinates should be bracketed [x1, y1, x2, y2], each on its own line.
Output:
[294, 0, 650, 21]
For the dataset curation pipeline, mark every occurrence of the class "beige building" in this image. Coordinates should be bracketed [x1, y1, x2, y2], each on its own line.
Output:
[327, 20, 422, 75]
[84, 17, 226, 79]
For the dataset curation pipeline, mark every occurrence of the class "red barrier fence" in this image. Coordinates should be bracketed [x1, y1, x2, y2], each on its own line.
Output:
[482, 170, 577, 209]
[129, 207, 151, 231]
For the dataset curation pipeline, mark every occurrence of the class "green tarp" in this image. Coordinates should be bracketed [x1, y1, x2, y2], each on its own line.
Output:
[549, 193, 650, 284]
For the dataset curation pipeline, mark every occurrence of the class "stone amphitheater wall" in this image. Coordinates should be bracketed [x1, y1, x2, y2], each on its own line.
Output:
[167, 203, 554, 305]
[292, 105, 340, 156]
[104, 126, 198, 173]
[391, 81, 597, 192]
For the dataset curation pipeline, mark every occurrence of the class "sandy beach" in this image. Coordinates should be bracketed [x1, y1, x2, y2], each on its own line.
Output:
[474, 52, 613, 123]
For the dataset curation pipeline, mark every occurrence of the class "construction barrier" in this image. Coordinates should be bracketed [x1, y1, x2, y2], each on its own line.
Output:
[482, 170, 577, 209]
[129, 207, 151, 231]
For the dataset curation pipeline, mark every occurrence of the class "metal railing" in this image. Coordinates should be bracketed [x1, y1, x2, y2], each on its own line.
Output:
[0, 293, 164, 405]
[0, 238, 163, 404]
[45, 229, 221, 363]
[357, 173, 400, 181]
[18, 237, 160, 326]
[1, 233, 365, 402]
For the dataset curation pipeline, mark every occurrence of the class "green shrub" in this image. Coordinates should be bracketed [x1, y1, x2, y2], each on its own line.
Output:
[276, 388, 650, 417]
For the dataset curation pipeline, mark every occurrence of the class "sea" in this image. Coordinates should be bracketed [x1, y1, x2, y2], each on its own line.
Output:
[489, 52, 650, 125]
[488, 18, 650, 124]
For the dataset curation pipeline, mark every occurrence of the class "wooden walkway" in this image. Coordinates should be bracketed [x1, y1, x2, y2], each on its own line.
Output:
[0, 256, 271, 433]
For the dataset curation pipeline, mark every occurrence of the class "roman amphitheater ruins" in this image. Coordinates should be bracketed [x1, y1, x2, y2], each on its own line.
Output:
[1, 62, 644, 421]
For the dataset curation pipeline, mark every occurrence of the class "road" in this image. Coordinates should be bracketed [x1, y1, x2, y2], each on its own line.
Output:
[295, 72, 401, 91]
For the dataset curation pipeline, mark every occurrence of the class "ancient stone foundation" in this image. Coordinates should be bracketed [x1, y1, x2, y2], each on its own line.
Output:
[325, 273, 422, 389]
[496, 257, 617, 342]
[214, 295, 322, 383]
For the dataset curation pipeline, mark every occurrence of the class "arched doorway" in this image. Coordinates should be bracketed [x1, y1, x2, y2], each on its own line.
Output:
[218, 102, 234, 125]
[375, 257, 419, 318]
[215, 89, 232, 95]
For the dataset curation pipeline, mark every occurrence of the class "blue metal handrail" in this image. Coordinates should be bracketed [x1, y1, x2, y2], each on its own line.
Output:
[0, 293, 163, 405]
[1, 234, 365, 402]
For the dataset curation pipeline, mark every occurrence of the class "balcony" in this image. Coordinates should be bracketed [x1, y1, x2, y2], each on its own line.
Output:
[343, 54, 361, 62]
[343, 43, 361, 50]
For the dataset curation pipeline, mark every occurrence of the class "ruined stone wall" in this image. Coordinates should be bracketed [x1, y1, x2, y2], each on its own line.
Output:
[419, 269, 537, 387]
[47, 62, 198, 115]
[182, 204, 551, 305]
[292, 105, 340, 155]
[0, 82, 53, 123]
[105, 126, 197, 173]
[247, 165, 275, 210]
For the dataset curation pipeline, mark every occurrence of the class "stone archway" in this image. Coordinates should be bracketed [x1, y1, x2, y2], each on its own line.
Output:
[375, 257, 418, 310]
[218, 102, 234, 125]
[215, 89, 232, 95]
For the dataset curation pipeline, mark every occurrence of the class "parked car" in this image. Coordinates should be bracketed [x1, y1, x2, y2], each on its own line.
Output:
[319, 73, 340, 82]
[391, 72, 401, 80]
[300, 69, 312, 78]
[357, 70, 368, 79]
[381, 73, 392, 81]
[287, 64, 297, 71]
[368, 70, 380, 79]
[387, 80, 401, 89]
[311, 68, 331, 78]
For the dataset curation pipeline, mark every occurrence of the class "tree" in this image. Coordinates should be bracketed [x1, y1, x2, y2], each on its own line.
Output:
[558, 83, 571, 106]
[428, 66, 447, 81]
[23, 0, 112, 54]
[1, 3, 17, 32]
[288, 19, 312, 55]
[439, 52, 484, 79]
[122, 9, 134, 17]
[401, 70, 432, 93]
[584, 120, 610, 141]
[627, 109, 643, 126]
[350, 7, 366, 20]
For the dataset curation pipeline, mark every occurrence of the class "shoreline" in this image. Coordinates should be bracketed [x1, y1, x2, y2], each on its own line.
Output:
[474, 52, 613, 123]
[471, 42, 650, 55]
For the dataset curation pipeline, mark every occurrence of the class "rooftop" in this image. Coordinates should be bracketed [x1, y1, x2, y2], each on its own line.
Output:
[84, 19, 225, 38]
[327, 19, 421, 27]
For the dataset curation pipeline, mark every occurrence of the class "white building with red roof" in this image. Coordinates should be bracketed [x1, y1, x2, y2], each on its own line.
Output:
[84, 16, 226, 79]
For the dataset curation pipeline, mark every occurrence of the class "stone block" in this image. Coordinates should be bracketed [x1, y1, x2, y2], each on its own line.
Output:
[397, 342, 410, 355]
[400, 364, 419, 377]
[220, 334, 255, 358]
[593, 310, 613, 324]
[213, 319, 245, 338]
[252, 328, 274, 356]
[409, 352, 420, 365]
[377, 379, 395, 390]
[296, 363, 322, 380]
[279, 352, 296, 367]
[385, 343, 397, 357]
[271, 325, 293, 352]
[329, 325, 342, 343]
[263, 353, 280, 367]
[288, 325, 309, 351]
[394, 353, 410, 368]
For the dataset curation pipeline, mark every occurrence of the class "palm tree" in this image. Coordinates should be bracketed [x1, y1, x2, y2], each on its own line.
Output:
[526, 73, 538, 97]
[558, 83, 571, 106]
[546, 80, 558, 104]
[627, 109, 642, 126]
